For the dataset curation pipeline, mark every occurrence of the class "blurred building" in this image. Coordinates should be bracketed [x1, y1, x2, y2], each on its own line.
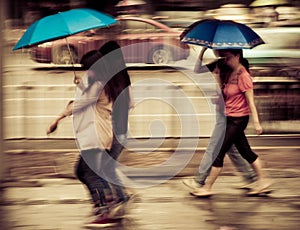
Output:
[205, 4, 253, 24]
[7, 0, 299, 27]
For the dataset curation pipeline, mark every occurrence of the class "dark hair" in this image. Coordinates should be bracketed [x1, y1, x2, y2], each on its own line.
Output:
[99, 41, 131, 103]
[80, 50, 115, 102]
[205, 58, 231, 84]
[80, 50, 102, 70]
[221, 49, 250, 73]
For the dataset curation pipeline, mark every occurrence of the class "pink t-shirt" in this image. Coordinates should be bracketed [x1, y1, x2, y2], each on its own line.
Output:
[223, 67, 253, 117]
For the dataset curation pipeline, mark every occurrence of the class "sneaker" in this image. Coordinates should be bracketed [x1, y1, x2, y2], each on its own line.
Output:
[183, 178, 202, 190]
[109, 193, 134, 209]
[93, 206, 109, 216]
[84, 213, 118, 228]
[108, 193, 137, 219]
[110, 202, 126, 219]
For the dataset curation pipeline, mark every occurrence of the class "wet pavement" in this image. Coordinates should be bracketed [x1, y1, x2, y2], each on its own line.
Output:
[1, 173, 300, 230]
[1, 137, 300, 229]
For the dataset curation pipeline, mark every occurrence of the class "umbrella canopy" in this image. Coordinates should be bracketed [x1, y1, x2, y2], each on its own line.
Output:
[13, 8, 117, 50]
[180, 19, 265, 49]
[250, 0, 289, 7]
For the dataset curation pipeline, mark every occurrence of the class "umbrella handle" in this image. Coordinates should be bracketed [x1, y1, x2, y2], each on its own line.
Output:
[65, 38, 77, 78]
[194, 47, 207, 73]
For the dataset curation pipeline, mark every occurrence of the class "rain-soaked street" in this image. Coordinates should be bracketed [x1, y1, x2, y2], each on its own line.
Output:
[1, 169, 300, 230]
[1, 136, 300, 230]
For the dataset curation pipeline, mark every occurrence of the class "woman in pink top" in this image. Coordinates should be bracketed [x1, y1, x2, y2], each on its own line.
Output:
[191, 49, 272, 196]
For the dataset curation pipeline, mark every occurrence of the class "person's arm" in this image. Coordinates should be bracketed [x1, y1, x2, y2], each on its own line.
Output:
[212, 66, 223, 89]
[72, 81, 103, 114]
[245, 89, 263, 135]
[46, 100, 74, 134]
[194, 47, 207, 73]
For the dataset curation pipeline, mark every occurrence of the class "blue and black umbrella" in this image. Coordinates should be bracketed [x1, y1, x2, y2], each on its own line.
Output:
[180, 19, 264, 50]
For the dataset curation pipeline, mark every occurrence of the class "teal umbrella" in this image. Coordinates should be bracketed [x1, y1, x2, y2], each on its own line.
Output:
[13, 8, 117, 50]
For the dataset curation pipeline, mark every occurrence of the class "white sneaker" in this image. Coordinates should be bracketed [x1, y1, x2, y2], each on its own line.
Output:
[182, 178, 202, 190]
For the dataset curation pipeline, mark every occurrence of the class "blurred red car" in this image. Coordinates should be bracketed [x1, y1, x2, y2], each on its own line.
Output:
[30, 16, 190, 65]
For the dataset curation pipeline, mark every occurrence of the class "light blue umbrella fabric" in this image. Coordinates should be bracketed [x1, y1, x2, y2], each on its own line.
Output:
[180, 19, 264, 49]
[13, 8, 117, 50]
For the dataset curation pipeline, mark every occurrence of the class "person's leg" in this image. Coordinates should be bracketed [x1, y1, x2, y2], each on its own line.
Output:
[78, 161, 114, 225]
[75, 156, 87, 184]
[80, 149, 111, 214]
[192, 145, 257, 191]
[75, 155, 106, 204]
[103, 134, 128, 202]
[227, 144, 257, 184]
[250, 158, 272, 194]
[229, 119, 272, 194]
[236, 142, 272, 194]
[203, 166, 222, 191]
[236, 135, 271, 194]
[189, 107, 226, 187]
[192, 117, 239, 195]
[194, 168, 210, 186]
[251, 158, 268, 181]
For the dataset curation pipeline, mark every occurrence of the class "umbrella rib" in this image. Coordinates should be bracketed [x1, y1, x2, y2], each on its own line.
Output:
[211, 24, 220, 49]
[58, 12, 73, 37]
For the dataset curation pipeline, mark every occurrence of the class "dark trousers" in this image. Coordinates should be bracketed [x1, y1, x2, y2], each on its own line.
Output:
[213, 116, 258, 167]
[75, 148, 110, 208]
[102, 134, 127, 201]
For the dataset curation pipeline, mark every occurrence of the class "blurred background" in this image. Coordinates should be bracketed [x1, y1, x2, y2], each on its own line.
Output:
[3, 0, 300, 27]
[2, 0, 300, 138]
[1, 2, 299, 229]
